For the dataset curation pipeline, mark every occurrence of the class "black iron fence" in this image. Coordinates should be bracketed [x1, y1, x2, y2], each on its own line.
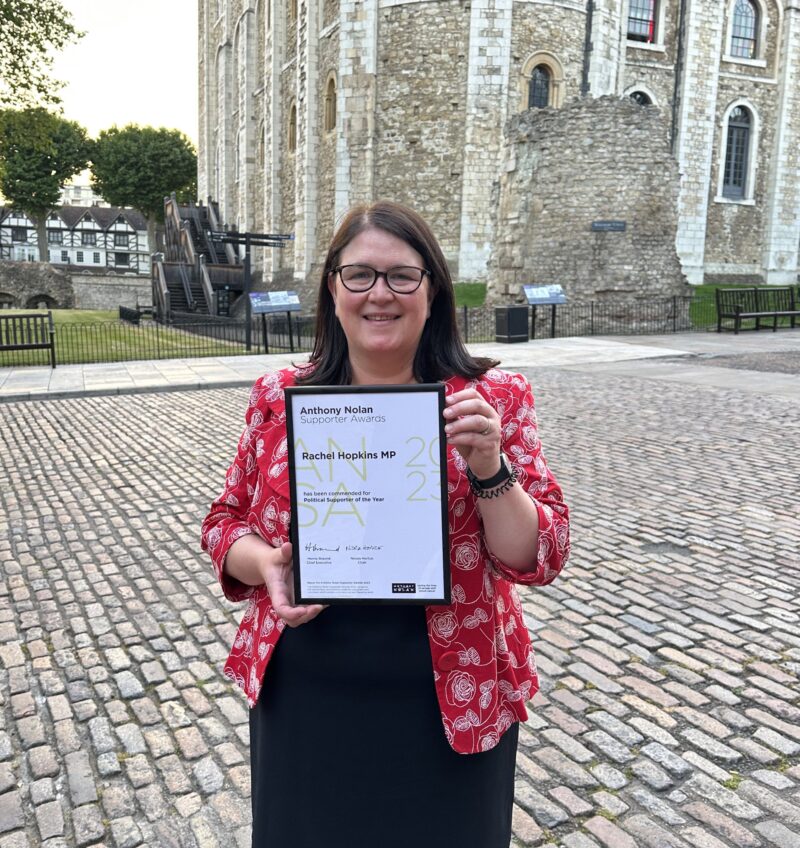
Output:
[457, 296, 718, 343]
[0, 296, 727, 368]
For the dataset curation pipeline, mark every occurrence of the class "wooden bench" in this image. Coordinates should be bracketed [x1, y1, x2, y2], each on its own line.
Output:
[715, 286, 800, 334]
[0, 311, 57, 368]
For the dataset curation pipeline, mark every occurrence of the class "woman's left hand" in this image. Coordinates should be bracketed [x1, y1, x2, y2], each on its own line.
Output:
[443, 388, 502, 479]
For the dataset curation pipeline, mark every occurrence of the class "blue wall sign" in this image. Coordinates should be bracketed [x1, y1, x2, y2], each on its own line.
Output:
[591, 220, 627, 232]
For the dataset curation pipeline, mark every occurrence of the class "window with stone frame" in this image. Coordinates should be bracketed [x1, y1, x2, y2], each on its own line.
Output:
[630, 91, 652, 106]
[324, 75, 337, 132]
[730, 0, 759, 59]
[288, 103, 297, 153]
[528, 66, 551, 109]
[723, 106, 751, 200]
[628, 0, 658, 44]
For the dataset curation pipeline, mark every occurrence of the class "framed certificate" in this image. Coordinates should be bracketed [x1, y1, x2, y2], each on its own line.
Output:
[285, 384, 450, 605]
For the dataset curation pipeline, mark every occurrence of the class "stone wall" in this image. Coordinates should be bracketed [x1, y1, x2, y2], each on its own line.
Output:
[322, 0, 338, 30]
[673, 0, 726, 284]
[509, 1, 586, 112]
[199, 0, 800, 291]
[488, 97, 688, 303]
[71, 274, 152, 311]
[624, 0, 683, 108]
[703, 78, 778, 273]
[761, 3, 800, 284]
[0, 262, 75, 309]
[279, 66, 298, 274]
[315, 27, 339, 265]
[375, 1, 470, 265]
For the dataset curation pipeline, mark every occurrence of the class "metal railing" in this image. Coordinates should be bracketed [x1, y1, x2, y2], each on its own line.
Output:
[0, 297, 732, 369]
[152, 258, 171, 323]
[199, 257, 217, 317]
[458, 296, 717, 343]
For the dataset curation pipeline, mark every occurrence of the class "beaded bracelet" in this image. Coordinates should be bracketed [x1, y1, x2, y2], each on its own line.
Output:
[468, 471, 517, 499]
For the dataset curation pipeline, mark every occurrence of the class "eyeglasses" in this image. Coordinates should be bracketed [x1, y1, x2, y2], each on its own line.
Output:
[334, 264, 429, 294]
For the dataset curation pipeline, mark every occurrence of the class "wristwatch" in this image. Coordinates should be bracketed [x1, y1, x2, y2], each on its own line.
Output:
[466, 452, 516, 497]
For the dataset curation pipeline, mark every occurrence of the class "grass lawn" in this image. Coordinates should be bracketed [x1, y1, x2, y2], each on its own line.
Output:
[0, 309, 250, 367]
[689, 282, 754, 300]
[454, 282, 487, 308]
[4, 308, 118, 324]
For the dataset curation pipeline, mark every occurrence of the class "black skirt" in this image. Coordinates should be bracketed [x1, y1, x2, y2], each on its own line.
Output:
[249, 604, 518, 848]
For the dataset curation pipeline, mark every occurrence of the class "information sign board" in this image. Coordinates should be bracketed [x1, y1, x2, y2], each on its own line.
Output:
[522, 284, 567, 305]
[249, 291, 301, 314]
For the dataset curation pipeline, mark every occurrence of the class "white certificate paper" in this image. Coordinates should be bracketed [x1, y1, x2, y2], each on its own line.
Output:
[285, 385, 450, 604]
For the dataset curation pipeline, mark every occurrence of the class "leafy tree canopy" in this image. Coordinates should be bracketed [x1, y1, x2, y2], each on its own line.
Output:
[91, 125, 197, 225]
[0, 107, 90, 217]
[0, 0, 82, 108]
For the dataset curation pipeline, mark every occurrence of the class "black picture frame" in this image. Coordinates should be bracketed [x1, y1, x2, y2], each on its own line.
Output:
[285, 384, 450, 605]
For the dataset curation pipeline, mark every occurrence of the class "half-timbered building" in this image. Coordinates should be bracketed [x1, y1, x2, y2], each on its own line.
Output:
[0, 206, 150, 275]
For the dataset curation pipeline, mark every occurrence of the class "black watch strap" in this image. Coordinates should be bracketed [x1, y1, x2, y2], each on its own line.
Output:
[466, 452, 513, 490]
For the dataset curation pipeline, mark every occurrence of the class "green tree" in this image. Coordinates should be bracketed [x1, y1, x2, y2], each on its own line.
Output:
[0, 107, 90, 260]
[0, 0, 82, 108]
[91, 125, 198, 248]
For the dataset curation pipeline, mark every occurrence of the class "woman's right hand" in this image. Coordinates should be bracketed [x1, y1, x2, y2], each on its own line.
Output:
[260, 541, 327, 628]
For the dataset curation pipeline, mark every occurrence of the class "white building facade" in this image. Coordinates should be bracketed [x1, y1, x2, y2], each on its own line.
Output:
[0, 206, 151, 275]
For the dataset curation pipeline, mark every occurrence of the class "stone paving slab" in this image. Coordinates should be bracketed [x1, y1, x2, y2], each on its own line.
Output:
[0, 335, 697, 402]
[0, 348, 799, 847]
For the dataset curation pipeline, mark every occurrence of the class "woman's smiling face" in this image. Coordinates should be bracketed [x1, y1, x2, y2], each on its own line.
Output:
[328, 227, 431, 372]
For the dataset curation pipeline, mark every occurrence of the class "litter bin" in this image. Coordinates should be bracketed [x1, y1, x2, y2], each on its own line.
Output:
[495, 306, 529, 343]
[216, 288, 231, 317]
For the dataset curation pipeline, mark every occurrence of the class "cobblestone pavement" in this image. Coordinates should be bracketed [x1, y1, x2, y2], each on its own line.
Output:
[0, 354, 799, 847]
[696, 351, 800, 375]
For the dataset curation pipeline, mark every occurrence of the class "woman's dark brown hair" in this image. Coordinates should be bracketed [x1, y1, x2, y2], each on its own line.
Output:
[297, 201, 498, 385]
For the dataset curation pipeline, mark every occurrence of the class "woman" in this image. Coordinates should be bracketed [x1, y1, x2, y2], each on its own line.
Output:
[201, 201, 569, 847]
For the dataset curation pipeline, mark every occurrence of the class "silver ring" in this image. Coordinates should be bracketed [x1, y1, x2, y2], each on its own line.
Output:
[479, 418, 491, 436]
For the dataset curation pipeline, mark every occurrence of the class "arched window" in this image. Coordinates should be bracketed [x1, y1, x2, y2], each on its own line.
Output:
[630, 91, 652, 106]
[628, 0, 658, 44]
[288, 102, 297, 153]
[528, 66, 551, 109]
[723, 106, 751, 199]
[324, 75, 337, 132]
[731, 0, 758, 59]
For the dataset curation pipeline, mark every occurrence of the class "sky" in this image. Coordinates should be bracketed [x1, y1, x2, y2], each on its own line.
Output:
[51, 0, 198, 143]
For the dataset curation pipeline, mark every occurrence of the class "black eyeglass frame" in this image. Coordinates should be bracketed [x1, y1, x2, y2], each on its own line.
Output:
[333, 264, 430, 294]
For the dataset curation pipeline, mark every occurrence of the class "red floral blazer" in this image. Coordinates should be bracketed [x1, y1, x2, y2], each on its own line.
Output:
[201, 366, 570, 754]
